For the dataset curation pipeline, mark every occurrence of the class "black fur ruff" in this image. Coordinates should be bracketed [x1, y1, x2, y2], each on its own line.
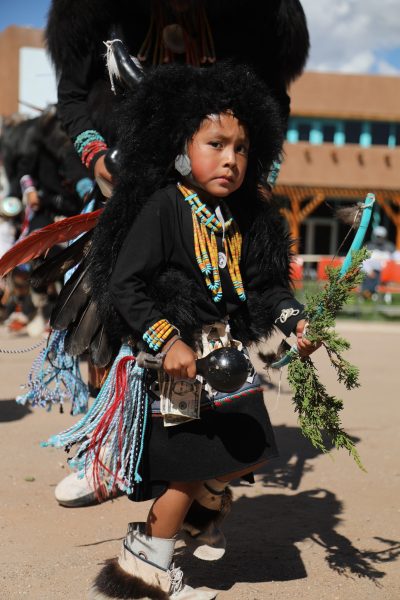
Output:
[91, 560, 169, 599]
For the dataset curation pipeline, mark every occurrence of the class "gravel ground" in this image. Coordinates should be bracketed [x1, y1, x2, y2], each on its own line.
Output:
[0, 321, 399, 600]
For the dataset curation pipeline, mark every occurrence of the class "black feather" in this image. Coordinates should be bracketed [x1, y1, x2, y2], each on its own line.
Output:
[90, 325, 114, 368]
[50, 262, 91, 330]
[64, 300, 101, 356]
[31, 231, 93, 289]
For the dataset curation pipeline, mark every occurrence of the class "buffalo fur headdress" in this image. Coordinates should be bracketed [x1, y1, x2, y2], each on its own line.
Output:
[46, 0, 308, 147]
[86, 62, 291, 355]
[113, 61, 283, 203]
[46, 0, 309, 87]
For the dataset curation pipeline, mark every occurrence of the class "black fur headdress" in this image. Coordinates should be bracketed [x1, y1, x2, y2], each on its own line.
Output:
[115, 61, 283, 198]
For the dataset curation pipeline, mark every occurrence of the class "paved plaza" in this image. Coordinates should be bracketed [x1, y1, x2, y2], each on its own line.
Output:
[0, 321, 399, 599]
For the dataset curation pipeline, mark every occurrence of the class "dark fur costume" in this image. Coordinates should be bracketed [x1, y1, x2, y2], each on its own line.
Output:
[46, 0, 309, 138]
[86, 62, 293, 357]
[92, 560, 169, 599]
[46, 0, 308, 84]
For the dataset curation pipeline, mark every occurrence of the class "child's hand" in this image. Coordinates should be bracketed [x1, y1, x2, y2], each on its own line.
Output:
[163, 338, 197, 379]
[296, 319, 321, 357]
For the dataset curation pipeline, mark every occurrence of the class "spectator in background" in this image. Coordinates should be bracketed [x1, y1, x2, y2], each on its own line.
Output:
[361, 226, 395, 299]
[0, 109, 93, 334]
[15, 107, 90, 235]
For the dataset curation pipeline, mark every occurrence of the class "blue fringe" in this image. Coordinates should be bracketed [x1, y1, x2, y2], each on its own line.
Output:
[17, 198, 97, 415]
[17, 330, 89, 415]
[42, 345, 149, 494]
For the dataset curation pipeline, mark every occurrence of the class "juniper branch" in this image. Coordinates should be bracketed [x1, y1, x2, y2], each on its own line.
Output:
[287, 248, 369, 469]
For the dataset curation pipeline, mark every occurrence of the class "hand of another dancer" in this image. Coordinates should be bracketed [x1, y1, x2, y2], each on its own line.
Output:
[163, 337, 197, 380]
[27, 190, 41, 211]
[94, 154, 113, 183]
[296, 319, 321, 357]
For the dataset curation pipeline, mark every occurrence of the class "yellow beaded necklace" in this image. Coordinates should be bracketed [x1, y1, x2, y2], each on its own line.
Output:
[177, 183, 246, 303]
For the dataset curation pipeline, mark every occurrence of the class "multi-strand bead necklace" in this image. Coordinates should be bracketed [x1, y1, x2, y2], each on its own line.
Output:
[177, 183, 246, 303]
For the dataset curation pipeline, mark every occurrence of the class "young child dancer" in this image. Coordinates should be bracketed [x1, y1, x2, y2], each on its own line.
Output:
[47, 63, 318, 599]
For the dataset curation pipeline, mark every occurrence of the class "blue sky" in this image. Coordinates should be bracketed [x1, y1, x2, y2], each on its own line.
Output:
[2, 0, 400, 75]
[1, 0, 50, 30]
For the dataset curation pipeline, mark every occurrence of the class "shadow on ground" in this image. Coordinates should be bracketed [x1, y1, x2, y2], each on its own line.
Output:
[177, 489, 399, 593]
[74, 424, 397, 593]
[0, 398, 32, 422]
[236, 424, 361, 490]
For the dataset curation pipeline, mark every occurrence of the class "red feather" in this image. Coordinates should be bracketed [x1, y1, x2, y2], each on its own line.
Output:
[0, 209, 103, 277]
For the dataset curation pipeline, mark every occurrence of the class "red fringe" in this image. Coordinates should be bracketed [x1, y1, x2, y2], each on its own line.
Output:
[87, 355, 134, 500]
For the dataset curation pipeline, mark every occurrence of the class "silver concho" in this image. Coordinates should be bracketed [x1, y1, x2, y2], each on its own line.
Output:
[218, 252, 227, 269]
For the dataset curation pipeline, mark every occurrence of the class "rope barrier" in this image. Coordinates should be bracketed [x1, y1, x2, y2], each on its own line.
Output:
[0, 338, 45, 354]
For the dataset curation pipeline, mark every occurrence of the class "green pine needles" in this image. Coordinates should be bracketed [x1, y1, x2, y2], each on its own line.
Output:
[287, 248, 369, 470]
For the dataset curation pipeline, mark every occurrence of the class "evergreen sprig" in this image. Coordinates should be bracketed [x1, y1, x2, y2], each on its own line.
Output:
[287, 247, 369, 469]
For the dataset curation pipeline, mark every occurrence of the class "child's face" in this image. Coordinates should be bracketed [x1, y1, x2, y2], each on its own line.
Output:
[186, 112, 249, 198]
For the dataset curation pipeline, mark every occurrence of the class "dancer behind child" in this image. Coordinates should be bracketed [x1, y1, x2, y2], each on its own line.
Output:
[47, 63, 319, 599]
[46, 0, 309, 188]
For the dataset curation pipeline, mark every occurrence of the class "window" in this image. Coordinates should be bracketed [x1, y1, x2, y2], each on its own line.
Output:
[344, 121, 362, 144]
[395, 124, 400, 146]
[371, 122, 390, 146]
[298, 123, 311, 141]
[322, 124, 335, 143]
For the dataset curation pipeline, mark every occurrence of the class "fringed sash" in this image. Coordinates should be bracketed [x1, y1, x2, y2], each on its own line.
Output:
[17, 330, 89, 415]
[43, 344, 149, 496]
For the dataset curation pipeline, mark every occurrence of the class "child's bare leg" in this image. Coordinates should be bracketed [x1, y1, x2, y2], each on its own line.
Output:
[183, 460, 268, 561]
[90, 481, 218, 598]
[147, 481, 203, 538]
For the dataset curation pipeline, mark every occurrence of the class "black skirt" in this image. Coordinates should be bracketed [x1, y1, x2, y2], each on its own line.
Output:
[130, 373, 278, 501]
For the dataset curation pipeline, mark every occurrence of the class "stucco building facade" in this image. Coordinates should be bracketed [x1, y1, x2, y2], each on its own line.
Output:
[0, 26, 45, 116]
[1, 27, 399, 253]
[277, 72, 400, 253]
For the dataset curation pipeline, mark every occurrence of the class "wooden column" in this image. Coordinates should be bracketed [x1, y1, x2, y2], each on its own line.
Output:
[279, 188, 326, 253]
[375, 194, 400, 250]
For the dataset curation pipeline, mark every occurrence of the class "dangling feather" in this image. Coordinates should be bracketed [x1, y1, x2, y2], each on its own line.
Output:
[50, 262, 92, 330]
[104, 38, 143, 93]
[30, 231, 93, 288]
[90, 325, 114, 368]
[104, 39, 120, 93]
[335, 204, 363, 227]
[64, 300, 101, 356]
[0, 209, 103, 277]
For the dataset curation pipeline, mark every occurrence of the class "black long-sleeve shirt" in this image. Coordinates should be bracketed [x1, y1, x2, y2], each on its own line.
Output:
[110, 185, 303, 345]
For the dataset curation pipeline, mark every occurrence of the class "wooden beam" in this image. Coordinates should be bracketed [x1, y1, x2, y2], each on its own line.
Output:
[376, 194, 400, 249]
[299, 191, 326, 221]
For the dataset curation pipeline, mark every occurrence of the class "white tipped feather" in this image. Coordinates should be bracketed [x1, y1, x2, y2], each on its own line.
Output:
[104, 39, 121, 93]
[104, 40, 143, 94]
